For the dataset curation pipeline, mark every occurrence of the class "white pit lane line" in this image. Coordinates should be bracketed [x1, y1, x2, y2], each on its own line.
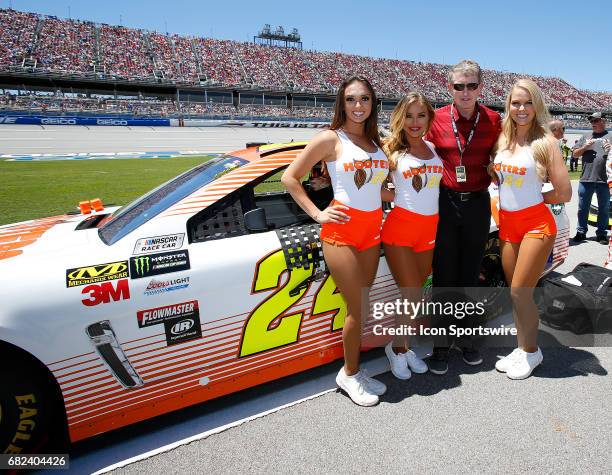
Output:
[91, 388, 336, 474]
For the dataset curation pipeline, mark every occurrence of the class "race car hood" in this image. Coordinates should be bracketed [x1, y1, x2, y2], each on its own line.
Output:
[0, 208, 120, 262]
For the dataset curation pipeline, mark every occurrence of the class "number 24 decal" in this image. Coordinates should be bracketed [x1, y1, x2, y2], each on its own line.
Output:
[239, 249, 346, 357]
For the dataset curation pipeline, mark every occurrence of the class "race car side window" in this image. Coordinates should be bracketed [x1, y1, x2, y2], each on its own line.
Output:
[187, 190, 251, 243]
[187, 165, 331, 243]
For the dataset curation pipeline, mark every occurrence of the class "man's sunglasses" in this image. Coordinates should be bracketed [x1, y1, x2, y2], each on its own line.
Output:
[452, 83, 479, 91]
[589, 118, 603, 123]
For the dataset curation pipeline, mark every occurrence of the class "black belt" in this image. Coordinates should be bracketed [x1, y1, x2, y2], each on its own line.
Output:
[442, 186, 488, 202]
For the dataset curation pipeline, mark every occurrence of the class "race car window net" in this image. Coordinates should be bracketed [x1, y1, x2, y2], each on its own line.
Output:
[98, 155, 248, 245]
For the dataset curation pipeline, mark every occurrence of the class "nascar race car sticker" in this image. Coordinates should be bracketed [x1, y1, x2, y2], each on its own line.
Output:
[66, 260, 129, 287]
[81, 278, 130, 306]
[143, 277, 190, 296]
[129, 250, 190, 279]
[137, 300, 198, 328]
[132, 233, 185, 255]
[162, 302, 202, 346]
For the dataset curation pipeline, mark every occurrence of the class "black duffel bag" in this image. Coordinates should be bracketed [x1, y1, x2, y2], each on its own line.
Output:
[539, 262, 612, 334]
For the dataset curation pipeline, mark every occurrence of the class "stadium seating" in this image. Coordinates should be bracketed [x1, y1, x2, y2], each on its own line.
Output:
[0, 7, 610, 116]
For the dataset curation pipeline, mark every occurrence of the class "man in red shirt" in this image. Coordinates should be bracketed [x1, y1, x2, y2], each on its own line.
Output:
[426, 59, 502, 375]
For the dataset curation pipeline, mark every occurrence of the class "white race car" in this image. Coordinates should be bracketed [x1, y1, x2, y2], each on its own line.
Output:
[0, 142, 569, 454]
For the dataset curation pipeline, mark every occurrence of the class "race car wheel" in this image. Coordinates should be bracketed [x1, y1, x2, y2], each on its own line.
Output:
[479, 233, 508, 320]
[0, 362, 55, 454]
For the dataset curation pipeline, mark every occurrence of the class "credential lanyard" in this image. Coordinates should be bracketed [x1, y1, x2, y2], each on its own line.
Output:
[451, 103, 480, 166]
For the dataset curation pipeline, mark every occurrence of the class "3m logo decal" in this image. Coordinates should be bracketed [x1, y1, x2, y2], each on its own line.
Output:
[129, 250, 190, 279]
[81, 279, 130, 306]
[66, 260, 129, 287]
[137, 300, 198, 328]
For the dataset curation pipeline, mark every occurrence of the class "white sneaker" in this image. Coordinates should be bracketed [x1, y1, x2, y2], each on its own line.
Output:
[385, 342, 412, 380]
[336, 367, 379, 406]
[495, 348, 525, 373]
[506, 348, 543, 380]
[404, 349, 428, 374]
[361, 368, 387, 396]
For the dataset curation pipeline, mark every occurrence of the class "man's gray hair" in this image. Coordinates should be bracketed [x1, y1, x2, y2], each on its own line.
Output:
[448, 59, 482, 83]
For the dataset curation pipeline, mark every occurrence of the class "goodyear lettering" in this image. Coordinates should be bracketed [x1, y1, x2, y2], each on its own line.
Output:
[66, 261, 129, 287]
[7, 394, 38, 454]
[81, 279, 130, 306]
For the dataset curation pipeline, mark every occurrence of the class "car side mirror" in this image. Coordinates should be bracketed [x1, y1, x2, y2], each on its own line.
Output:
[244, 208, 269, 232]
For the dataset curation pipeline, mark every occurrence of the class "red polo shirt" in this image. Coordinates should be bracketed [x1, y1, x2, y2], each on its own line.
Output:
[426, 103, 501, 192]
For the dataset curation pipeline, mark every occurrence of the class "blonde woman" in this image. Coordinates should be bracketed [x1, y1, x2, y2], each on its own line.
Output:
[492, 79, 571, 379]
[381, 92, 441, 379]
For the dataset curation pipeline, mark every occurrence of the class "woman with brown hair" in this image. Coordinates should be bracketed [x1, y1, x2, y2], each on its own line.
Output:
[282, 76, 389, 406]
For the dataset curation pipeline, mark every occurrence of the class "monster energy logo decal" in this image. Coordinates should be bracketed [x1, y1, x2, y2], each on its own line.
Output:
[133, 256, 151, 275]
[129, 250, 190, 279]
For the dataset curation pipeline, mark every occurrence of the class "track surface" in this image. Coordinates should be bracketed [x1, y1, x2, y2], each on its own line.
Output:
[6, 126, 606, 474]
[0, 125, 320, 155]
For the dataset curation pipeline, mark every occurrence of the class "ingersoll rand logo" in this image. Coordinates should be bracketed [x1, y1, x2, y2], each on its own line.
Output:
[170, 319, 195, 335]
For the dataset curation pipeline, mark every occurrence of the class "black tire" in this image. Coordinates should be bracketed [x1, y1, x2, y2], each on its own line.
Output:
[478, 232, 509, 320]
[0, 363, 55, 454]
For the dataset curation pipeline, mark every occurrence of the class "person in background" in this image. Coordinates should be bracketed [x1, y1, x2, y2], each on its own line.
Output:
[549, 119, 571, 168]
[492, 79, 571, 379]
[571, 112, 611, 244]
[425, 59, 502, 375]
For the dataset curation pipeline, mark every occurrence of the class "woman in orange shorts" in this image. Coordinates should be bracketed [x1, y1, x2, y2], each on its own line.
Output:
[491, 79, 571, 379]
[282, 76, 389, 406]
[381, 92, 441, 379]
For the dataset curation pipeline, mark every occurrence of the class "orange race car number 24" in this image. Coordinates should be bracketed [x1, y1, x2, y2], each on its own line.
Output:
[240, 249, 346, 357]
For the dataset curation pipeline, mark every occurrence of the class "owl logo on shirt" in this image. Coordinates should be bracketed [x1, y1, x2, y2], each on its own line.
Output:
[353, 157, 373, 189]
[410, 165, 428, 192]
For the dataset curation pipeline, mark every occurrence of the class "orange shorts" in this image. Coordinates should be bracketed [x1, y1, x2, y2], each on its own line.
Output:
[381, 206, 439, 252]
[499, 202, 557, 243]
[320, 200, 383, 251]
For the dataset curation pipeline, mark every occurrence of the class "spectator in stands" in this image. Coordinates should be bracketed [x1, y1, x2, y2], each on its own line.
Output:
[572, 112, 611, 244]
[425, 59, 501, 375]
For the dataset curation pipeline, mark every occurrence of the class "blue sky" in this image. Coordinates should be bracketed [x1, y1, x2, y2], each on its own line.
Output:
[4, 0, 612, 92]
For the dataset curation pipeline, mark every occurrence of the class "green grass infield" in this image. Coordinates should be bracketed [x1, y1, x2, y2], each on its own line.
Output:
[0, 156, 213, 226]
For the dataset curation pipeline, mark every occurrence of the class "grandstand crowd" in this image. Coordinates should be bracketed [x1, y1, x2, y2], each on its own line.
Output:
[0, 8, 610, 118]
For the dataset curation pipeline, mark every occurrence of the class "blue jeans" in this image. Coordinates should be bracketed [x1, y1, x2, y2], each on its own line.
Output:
[577, 182, 610, 236]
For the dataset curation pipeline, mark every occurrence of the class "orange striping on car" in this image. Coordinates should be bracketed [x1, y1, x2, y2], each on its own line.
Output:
[66, 333, 345, 425]
[0, 215, 68, 260]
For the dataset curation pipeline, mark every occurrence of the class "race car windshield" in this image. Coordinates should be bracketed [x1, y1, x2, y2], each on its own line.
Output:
[98, 155, 248, 245]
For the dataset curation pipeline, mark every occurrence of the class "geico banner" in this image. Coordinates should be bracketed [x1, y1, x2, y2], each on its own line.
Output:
[0, 116, 171, 126]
